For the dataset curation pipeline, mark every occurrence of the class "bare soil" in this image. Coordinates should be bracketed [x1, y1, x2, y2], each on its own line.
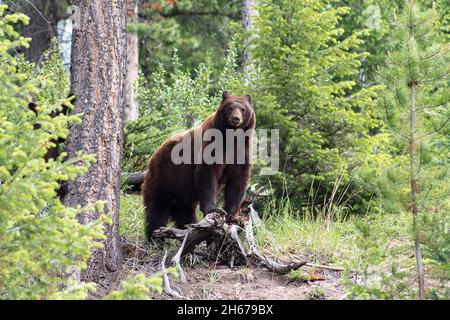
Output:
[114, 237, 348, 300]
[177, 264, 347, 300]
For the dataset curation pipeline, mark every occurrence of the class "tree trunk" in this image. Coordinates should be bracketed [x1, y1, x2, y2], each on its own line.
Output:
[64, 0, 127, 282]
[242, 0, 256, 73]
[125, 0, 139, 121]
[13, 0, 63, 63]
[409, 83, 425, 300]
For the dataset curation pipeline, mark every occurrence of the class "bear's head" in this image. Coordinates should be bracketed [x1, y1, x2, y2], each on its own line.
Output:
[215, 91, 255, 130]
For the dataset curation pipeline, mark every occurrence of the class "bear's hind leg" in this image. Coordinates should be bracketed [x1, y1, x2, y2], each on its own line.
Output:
[145, 200, 170, 241]
[172, 204, 198, 229]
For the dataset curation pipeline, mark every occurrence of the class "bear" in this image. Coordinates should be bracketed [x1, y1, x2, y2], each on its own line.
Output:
[142, 91, 256, 239]
[28, 98, 73, 199]
[28, 102, 70, 162]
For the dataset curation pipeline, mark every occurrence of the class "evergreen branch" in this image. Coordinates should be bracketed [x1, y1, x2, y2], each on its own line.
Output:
[425, 192, 450, 201]
[419, 98, 450, 109]
[425, 114, 450, 136]
[414, 28, 434, 40]
[419, 47, 450, 62]
[422, 185, 433, 201]
[0, 143, 46, 196]
[383, 96, 409, 140]
[409, 14, 433, 29]
[421, 73, 449, 83]
[323, 125, 347, 138]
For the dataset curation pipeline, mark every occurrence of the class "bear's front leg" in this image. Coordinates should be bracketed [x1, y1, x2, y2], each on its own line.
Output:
[224, 164, 251, 220]
[196, 164, 220, 214]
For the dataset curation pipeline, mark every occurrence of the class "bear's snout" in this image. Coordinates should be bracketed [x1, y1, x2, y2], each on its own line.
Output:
[229, 109, 243, 127]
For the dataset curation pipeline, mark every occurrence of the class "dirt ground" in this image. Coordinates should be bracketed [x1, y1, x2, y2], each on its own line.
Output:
[176, 265, 347, 300]
[118, 238, 348, 300]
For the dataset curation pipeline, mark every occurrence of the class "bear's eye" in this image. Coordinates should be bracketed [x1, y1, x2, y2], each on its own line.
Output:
[241, 107, 246, 112]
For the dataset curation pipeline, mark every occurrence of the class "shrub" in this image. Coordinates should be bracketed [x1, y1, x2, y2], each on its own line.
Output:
[248, 0, 388, 213]
[0, 6, 104, 299]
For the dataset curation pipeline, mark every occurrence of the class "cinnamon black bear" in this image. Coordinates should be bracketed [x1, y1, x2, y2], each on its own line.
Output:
[142, 91, 256, 239]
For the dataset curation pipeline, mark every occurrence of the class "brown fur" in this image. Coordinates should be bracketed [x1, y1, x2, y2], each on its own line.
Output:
[28, 101, 70, 162]
[142, 92, 256, 239]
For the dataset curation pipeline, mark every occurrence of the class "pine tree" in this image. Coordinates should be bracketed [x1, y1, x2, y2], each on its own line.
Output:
[377, 0, 450, 299]
[0, 5, 104, 299]
[249, 0, 384, 212]
[63, 0, 127, 281]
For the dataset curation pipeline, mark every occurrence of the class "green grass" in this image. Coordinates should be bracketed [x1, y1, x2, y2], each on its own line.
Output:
[118, 192, 411, 271]
[253, 193, 354, 264]
[119, 191, 448, 299]
[253, 193, 412, 269]
[119, 193, 146, 242]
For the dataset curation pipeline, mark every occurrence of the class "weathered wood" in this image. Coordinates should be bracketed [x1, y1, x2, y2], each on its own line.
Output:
[305, 263, 345, 272]
[121, 171, 146, 191]
[154, 211, 229, 262]
[161, 250, 183, 298]
[63, 0, 127, 282]
[153, 205, 307, 281]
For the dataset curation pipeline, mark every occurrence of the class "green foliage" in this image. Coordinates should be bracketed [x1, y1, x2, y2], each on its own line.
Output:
[352, 0, 450, 299]
[0, 6, 106, 299]
[339, 0, 450, 86]
[418, 210, 450, 299]
[342, 214, 415, 299]
[307, 286, 326, 300]
[135, 0, 241, 78]
[119, 193, 146, 241]
[338, 0, 401, 87]
[106, 270, 176, 300]
[248, 0, 386, 213]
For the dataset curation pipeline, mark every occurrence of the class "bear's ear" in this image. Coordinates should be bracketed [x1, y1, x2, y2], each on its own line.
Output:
[222, 91, 230, 101]
[244, 94, 252, 104]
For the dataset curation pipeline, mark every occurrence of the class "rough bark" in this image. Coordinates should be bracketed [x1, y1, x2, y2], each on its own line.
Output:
[125, 0, 139, 121]
[64, 0, 127, 282]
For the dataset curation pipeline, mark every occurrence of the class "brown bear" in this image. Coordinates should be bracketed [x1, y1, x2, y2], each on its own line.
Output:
[142, 91, 256, 239]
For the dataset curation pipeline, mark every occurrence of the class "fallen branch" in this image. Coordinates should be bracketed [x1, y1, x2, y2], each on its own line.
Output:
[153, 204, 307, 285]
[121, 171, 146, 192]
[305, 263, 345, 272]
[161, 249, 183, 299]
[245, 217, 307, 274]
